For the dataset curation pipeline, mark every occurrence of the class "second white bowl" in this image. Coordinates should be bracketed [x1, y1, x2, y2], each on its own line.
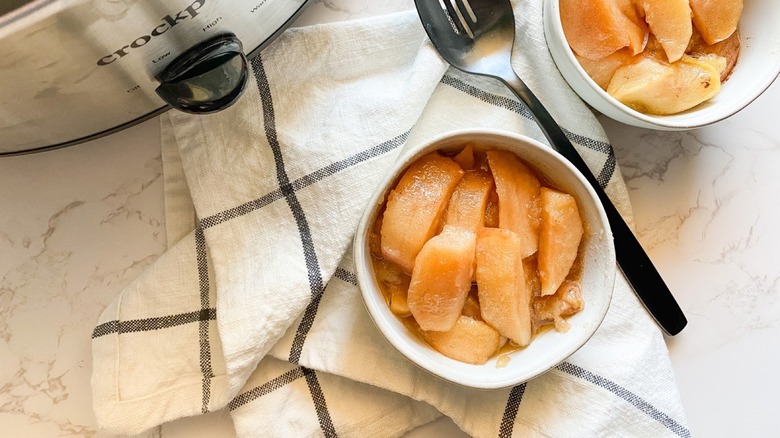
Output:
[543, 0, 780, 130]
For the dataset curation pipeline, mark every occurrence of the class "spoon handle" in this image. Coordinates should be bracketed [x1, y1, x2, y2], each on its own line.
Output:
[500, 74, 687, 336]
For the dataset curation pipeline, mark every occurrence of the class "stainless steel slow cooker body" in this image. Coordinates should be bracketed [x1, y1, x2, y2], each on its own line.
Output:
[0, 0, 310, 156]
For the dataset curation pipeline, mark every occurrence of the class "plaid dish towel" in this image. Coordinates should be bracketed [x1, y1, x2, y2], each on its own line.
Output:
[91, 2, 690, 437]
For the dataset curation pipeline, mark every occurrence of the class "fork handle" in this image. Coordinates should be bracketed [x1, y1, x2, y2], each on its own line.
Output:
[500, 74, 687, 336]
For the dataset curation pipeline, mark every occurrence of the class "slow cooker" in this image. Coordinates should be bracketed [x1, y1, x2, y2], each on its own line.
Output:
[0, 0, 310, 156]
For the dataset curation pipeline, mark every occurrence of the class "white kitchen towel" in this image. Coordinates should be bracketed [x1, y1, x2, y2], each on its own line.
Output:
[91, 2, 690, 437]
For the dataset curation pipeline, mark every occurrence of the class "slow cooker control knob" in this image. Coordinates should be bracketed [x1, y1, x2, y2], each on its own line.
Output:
[155, 33, 249, 114]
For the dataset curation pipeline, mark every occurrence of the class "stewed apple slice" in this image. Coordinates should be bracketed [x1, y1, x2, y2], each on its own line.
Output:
[461, 285, 482, 319]
[607, 55, 722, 115]
[486, 150, 541, 259]
[690, 0, 743, 45]
[389, 283, 411, 317]
[576, 48, 638, 90]
[381, 153, 464, 273]
[407, 226, 476, 332]
[444, 169, 494, 232]
[616, 0, 650, 54]
[475, 227, 533, 347]
[373, 258, 412, 316]
[561, 0, 647, 60]
[420, 315, 501, 365]
[483, 189, 500, 228]
[523, 255, 542, 299]
[635, 0, 692, 62]
[538, 188, 583, 296]
[452, 144, 476, 170]
[688, 28, 740, 82]
[533, 280, 584, 333]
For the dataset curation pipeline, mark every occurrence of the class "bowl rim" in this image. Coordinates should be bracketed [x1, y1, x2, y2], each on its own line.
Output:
[544, 0, 780, 130]
[353, 128, 616, 389]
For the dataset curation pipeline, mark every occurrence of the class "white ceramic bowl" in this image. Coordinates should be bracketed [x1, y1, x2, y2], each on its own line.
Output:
[544, 0, 780, 130]
[353, 129, 616, 389]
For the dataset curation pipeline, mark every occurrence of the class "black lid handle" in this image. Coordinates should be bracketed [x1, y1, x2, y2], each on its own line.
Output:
[155, 33, 249, 114]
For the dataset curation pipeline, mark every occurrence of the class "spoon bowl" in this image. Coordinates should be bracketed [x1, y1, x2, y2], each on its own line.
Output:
[413, 0, 687, 335]
[416, 0, 515, 79]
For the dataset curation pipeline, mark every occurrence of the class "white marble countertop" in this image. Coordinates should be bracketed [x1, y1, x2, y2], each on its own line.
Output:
[1, 1, 779, 437]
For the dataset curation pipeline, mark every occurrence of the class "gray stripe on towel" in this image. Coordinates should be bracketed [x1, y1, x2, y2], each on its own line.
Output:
[252, 56, 337, 437]
[557, 362, 691, 438]
[499, 383, 527, 438]
[251, 56, 325, 366]
[303, 367, 338, 438]
[195, 227, 214, 414]
[227, 366, 337, 437]
[334, 268, 358, 286]
[92, 308, 216, 338]
[228, 367, 306, 411]
[198, 130, 408, 231]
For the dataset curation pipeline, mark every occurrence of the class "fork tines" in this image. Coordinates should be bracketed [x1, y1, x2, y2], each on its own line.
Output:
[438, 0, 478, 38]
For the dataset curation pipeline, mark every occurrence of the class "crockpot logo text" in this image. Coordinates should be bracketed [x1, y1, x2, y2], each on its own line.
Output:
[96, 0, 206, 66]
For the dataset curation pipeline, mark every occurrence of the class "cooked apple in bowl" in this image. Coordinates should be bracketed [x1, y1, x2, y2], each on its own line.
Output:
[354, 129, 615, 389]
[370, 147, 586, 365]
[561, 0, 742, 115]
